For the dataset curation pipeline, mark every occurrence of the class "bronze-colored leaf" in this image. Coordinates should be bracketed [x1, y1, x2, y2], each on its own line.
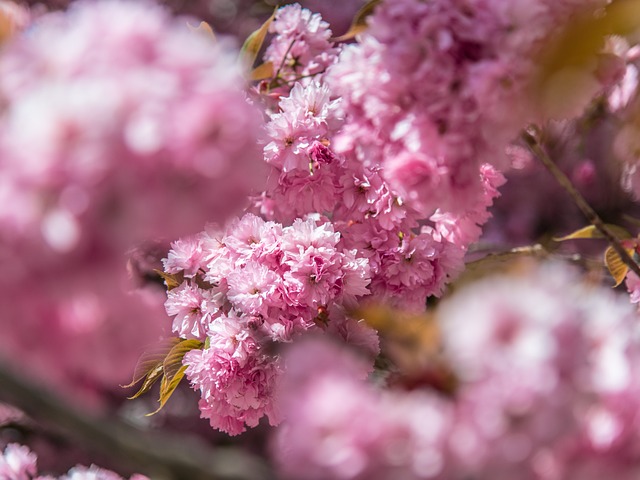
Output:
[127, 364, 164, 400]
[355, 304, 440, 356]
[333, 0, 381, 42]
[122, 337, 182, 388]
[240, 8, 277, 68]
[531, 0, 640, 118]
[163, 339, 203, 383]
[604, 246, 633, 287]
[449, 245, 547, 293]
[603, 0, 640, 37]
[146, 365, 188, 416]
[154, 269, 184, 291]
[250, 61, 274, 81]
[554, 224, 632, 242]
[187, 21, 216, 42]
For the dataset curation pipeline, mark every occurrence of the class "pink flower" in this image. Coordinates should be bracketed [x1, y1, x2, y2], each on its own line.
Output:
[0, 444, 147, 480]
[162, 234, 207, 278]
[164, 213, 372, 434]
[0, 444, 37, 480]
[227, 262, 281, 315]
[184, 320, 282, 435]
[263, 4, 339, 90]
[164, 283, 224, 340]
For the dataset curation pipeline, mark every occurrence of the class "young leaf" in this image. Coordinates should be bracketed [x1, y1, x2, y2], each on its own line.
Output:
[604, 245, 633, 287]
[122, 337, 182, 388]
[448, 245, 547, 294]
[333, 0, 381, 42]
[554, 224, 632, 241]
[240, 8, 277, 68]
[127, 365, 164, 400]
[147, 365, 188, 416]
[187, 21, 216, 42]
[154, 269, 184, 291]
[355, 304, 440, 356]
[250, 61, 274, 81]
[163, 339, 203, 383]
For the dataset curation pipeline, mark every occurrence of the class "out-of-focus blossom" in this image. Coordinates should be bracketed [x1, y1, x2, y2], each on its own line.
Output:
[273, 337, 453, 480]
[0, 0, 264, 406]
[0, 0, 263, 255]
[273, 261, 640, 479]
[0, 443, 37, 480]
[0, 443, 148, 480]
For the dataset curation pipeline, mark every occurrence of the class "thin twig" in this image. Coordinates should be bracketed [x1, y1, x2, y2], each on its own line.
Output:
[522, 130, 640, 278]
[272, 38, 296, 83]
[0, 361, 275, 480]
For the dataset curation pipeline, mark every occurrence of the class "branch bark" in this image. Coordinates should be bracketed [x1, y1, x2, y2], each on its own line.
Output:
[0, 361, 275, 480]
[522, 129, 640, 278]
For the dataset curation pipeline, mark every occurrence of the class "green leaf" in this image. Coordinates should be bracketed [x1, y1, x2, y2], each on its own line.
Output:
[163, 339, 203, 383]
[333, 0, 381, 42]
[240, 8, 277, 68]
[554, 224, 632, 241]
[146, 365, 188, 416]
[604, 245, 633, 287]
[250, 61, 274, 81]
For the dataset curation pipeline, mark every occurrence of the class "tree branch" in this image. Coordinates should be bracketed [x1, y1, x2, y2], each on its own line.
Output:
[522, 129, 640, 278]
[0, 361, 275, 480]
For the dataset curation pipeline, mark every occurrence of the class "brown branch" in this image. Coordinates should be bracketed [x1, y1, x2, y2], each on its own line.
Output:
[0, 361, 275, 480]
[522, 130, 640, 278]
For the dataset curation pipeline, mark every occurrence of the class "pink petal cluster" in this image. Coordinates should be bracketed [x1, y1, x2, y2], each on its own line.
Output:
[0, 443, 147, 480]
[274, 261, 640, 479]
[263, 3, 339, 92]
[258, 77, 470, 312]
[326, 0, 606, 220]
[163, 213, 375, 434]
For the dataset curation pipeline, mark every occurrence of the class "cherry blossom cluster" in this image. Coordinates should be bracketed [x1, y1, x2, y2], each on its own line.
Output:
[326, 0, 608, 222]
[274, 261, 640, 479]
[163, 213, 375, 434]
[159, 1, 516, 435]
[256, 20, 498, 310]
[0, 443, 147, 480]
